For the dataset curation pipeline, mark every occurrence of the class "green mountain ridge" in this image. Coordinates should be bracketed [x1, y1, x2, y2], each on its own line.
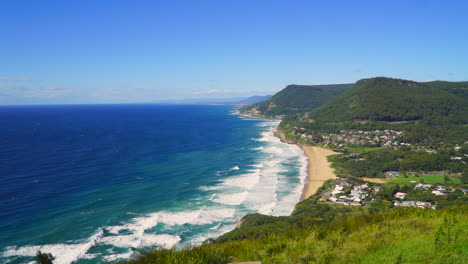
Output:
[310, 77, 468, 122]
[240, 83, 353, 116]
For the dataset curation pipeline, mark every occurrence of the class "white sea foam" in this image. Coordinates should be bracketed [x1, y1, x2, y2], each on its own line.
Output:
[2, 229, 104, 264]
[200, 185, 223, 191]
[212, 191, 249, 205]
[103, 252, 133, 262]
[252, 132, 271, 142]
[269, 141, 308, 216]
[100, 233, 181, 248]
[256, 121, 280, 127]
[205, 122, 307, 218]
[210, 223, 222, 230]
[263, 146, 284, 154]
[220, 169, 261, 190]
[229, 166, 240, 171]
[252, 162, 265, 168]
[2, 208, 238, 264]
[106, 208, 236, 236]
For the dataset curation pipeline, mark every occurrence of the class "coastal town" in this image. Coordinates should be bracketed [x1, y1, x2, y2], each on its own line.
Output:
[291, 128, 408, 148]
[316, 178, 467, 210]
[285, 124, 468, 157]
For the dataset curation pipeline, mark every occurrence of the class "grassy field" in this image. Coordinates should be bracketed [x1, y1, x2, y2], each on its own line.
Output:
[337, 146, 382, 153]
[119, 206, 467, 264]
[390, 175, 461, 185]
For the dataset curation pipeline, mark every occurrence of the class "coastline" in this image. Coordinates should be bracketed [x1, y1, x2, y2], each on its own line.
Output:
[271, 123, 338, 201]
[300, 146, 338, 200]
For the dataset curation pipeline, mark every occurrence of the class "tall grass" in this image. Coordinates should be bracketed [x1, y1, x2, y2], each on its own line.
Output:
[119, 206, 467, 264]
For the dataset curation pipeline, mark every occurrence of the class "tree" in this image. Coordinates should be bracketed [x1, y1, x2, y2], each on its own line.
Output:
[461, 169, 468, 185]
[444, 175, 450, 183]
[35, 251, 54, 264]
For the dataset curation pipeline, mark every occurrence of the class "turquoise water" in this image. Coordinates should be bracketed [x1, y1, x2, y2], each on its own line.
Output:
[0, 104, 307, 263]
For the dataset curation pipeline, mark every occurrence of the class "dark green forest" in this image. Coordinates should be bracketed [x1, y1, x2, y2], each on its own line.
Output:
[310, 77, 467, 122]
[240, 83, 352, 116]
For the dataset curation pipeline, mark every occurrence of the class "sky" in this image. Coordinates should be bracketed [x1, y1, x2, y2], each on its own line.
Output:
[0, 0, 467, 104]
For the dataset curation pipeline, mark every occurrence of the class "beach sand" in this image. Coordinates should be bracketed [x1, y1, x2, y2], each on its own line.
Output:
[301, 146, 338, 200]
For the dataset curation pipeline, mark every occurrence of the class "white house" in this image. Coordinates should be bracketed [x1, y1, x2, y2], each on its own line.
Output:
[394, 192, 407, 199]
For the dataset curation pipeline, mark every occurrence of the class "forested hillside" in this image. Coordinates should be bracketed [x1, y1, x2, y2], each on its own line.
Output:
[310, 77, 467, 122]
[240, 83, 352, 117]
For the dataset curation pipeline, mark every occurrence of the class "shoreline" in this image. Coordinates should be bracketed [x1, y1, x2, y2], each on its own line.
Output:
[268, 120, 339, 201]
[300, 145, 338, 200]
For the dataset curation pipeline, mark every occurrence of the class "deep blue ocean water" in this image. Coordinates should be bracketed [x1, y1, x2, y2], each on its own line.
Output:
[0, 104, 306, 264]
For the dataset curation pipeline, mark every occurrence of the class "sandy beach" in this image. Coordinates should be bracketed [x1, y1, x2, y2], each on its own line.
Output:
[301, 146, 338, 200]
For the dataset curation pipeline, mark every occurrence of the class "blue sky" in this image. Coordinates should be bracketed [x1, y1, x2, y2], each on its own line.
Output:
[0, 0, 467, 104]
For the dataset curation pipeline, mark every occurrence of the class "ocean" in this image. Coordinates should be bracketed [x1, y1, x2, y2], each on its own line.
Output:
[0, 104, 307, 264]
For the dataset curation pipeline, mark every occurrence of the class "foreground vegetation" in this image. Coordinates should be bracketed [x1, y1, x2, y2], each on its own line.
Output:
[119, 205, 467, 264]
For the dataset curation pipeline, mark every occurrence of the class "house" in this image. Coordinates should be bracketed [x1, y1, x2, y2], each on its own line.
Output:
[415, 183, 433, 189]
[319, 193, 332, 202]
[394, 192, 407, 199]
[402, 201, 416, 207]
[432, 186, 451, 196]
[416, 201, 432, 208]
[432, 189, 451, 196]
[331, 185, 344, 195]
[394, 200, 434, 209]
[384, 171, 400, 179]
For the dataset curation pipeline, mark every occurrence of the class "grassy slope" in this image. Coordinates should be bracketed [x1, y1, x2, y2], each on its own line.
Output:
[241, 84, 353, 116]
[390, 175, 461, 184]
[310, 77, 467, 122]
[120, 206, 467, 264]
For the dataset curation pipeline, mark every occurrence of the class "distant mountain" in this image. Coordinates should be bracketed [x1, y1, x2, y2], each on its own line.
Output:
[153, 95, 271, 105]
[240, 84, 353, 117]
[234, 95, 271, 105]
[310, 77, 468, 122]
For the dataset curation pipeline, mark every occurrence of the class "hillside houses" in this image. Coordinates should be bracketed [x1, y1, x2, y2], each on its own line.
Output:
[394, 200, 435, 209]
[432, 186, 452, 196]
[291, 128, 410, 148]
[316, 179, 457, 210]
[384, 171, 400, 179]
[320, 180, 371, 206]
[415, 183, 433, 189]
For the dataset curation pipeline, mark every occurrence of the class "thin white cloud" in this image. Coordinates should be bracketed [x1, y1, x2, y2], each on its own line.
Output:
[0, 76, 36, 81]
[90, 88, 130, 100]
[39, 87, 74, 97]
[192, 89, 219, 95]
[0, 82, 73, 98]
